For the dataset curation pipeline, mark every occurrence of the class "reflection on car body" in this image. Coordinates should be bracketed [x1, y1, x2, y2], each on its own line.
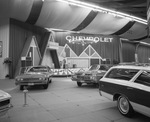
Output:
[15, 65, 53, 90]
[99, 64, 150, 117]
[0, 90, 12, 117]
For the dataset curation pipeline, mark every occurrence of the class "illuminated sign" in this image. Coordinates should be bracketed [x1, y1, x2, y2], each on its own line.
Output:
[66, 36, 113, 44]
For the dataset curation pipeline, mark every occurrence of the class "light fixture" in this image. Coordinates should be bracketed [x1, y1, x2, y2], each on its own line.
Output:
[56, 0, 147, 25]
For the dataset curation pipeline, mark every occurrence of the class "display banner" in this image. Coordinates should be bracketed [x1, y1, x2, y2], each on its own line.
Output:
[54, 32, 120, 63]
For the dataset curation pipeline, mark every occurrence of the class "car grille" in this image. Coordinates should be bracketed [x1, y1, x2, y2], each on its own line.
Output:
[23, 78, 40, 81]
[77, 75, 82, 78]
[0, 99, 10, 108]
[84, 74, 91, 80]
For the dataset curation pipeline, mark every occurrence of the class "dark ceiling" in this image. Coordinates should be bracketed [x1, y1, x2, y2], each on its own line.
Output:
[81, 0, 147, 20]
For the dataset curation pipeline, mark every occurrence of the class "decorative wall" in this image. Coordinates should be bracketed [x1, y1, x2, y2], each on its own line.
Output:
[54, 32, 120, 68]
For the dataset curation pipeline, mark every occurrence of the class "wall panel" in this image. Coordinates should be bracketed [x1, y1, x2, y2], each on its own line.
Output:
[9, 18, 47, 78]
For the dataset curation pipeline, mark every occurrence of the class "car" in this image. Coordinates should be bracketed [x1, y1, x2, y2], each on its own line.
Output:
[99, 64, 150, 117]
[72, 64, 110, 87]
[71, 68, 87, 86]
[83, 64, 111, 86]
[15, 65, 53, 90]
[0, 89, 12, 117]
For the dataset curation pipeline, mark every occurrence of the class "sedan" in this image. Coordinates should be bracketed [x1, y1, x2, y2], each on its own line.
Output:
[15, 65, 53, 90]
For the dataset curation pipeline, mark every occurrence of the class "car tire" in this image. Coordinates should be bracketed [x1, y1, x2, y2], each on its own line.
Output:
[43, 83, 49, 89]
[49, 78, 52, 83]
[117, 95, 134, 117]
[94, 83, 99, 87]
[77, 82, 82, 87]
[20, 85, 24, 90]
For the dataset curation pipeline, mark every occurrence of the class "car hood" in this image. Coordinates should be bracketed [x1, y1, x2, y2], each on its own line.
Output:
[16, 72, 48, 79]
[73, 70, 84, 75]
[85, 70, 106, 74]
[0, 90, 11, 101]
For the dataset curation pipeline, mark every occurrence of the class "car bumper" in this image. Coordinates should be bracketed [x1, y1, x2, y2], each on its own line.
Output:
[0, 100, 13, 117]
[84, 76, 98, 83]
[15, 80, 48, 86]
[83, 75, 103, 83]
[83, 80, 98, 83]
[71, 76, 83, 81]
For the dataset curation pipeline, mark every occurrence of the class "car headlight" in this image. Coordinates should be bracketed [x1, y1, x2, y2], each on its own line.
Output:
[39, 77, 44, 80]
[91, 76, 96, 80]
[16, 78, 23, 81]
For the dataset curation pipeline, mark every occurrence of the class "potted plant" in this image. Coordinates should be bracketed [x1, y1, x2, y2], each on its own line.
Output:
[3, 57, 12, 79]
[3, 57, 12, 64]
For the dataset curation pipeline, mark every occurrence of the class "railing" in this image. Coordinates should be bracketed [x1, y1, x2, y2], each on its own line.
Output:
[51, 68, 88, 76]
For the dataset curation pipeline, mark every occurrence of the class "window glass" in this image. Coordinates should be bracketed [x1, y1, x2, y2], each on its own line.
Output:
[19, 67, 29, 74]
[99, 65, 108, 71]
[28, 67, 48, 72]
[135, 71, 150, 86]
[105, 68, 139, 81]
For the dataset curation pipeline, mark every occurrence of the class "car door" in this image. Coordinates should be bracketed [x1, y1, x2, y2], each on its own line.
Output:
[100, 68, 139, 100]
[131, 70, 150, 117]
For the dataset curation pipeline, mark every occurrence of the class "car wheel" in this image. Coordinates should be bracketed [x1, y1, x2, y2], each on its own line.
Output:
[43, 83, 49, 89]
[20, 85, 24, 90]
[77, 82, 82, 87]
[95, 83, 99, 87]
[49, 78, 52, 83]
[117, 95, 134, 117]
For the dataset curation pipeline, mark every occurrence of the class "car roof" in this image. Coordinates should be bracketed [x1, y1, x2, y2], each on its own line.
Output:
[111, 64, 150, 71]
[29, 65, 49, 68]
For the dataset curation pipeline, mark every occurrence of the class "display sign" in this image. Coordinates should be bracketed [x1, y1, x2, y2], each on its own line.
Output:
[66, 35, 113, 44]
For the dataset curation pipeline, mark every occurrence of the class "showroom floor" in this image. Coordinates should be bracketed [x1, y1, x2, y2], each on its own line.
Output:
[0, 77, 149, 122]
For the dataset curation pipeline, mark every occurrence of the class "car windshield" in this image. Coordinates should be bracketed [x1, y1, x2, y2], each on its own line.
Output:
[89, 64, 100, 70]
[19, 67, 30, 75]
[28, 67, 48, 73]
[99, 65, 109, 71]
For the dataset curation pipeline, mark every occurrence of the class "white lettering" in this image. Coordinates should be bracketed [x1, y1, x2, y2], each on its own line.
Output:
[66, 36, 71, 43]
[65, 35, 113, 43]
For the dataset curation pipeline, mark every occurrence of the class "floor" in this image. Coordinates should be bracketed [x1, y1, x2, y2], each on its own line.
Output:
[0, 77, 149, 122]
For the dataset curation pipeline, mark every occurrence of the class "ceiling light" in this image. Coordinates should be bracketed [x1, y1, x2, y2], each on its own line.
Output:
[56, 0, 147, 25]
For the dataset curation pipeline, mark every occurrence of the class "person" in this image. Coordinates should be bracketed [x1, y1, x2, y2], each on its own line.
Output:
[63, 59, 66, 69]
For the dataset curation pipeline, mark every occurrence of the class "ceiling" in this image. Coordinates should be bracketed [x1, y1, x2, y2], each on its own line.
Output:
[80, 0, 147, 20]
[0, 0, 149, 41]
